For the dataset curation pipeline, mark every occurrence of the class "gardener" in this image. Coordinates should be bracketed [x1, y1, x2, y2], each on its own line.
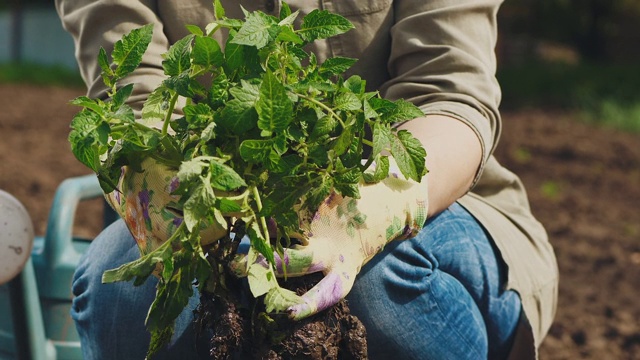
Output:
[56, 1, 558, 359]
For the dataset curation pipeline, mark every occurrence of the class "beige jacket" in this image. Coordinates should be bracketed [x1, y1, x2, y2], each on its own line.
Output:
[56, 0, 558, 358]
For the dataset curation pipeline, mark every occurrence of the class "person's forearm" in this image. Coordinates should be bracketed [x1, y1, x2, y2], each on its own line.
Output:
[397, 114, 482, 217]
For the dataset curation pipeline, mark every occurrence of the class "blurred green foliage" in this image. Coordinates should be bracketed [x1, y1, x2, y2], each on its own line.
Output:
[0, 62, 84, 88]
[498, 62, 640, 132]
[501, 0, 640, 61]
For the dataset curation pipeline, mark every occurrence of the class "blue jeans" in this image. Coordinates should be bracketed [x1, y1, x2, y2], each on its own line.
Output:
[71, 203, 521, 359]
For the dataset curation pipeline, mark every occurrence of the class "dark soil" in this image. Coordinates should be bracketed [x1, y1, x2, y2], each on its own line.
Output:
[1, 83, 640, 359]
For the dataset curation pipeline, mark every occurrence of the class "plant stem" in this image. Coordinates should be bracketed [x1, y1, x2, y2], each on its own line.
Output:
[162, 93, 179, 136]
[297, 93, 346, 128]
[250, 186, 273, 252]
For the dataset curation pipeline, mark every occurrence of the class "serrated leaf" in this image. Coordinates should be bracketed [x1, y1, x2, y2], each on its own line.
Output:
[230, 80, 260, 103]
[162, 35, 194, 76]
[192, 35, 224, 67]
[239, 139, 272, 163]
[231, 11, 274, 49]
[256, 71, 293, 134]
[213, 0, 225, 19]
[184, 103, 214, 128]
[112, 24, 154, 79]
[97, 47, 113, 80]
[334, 91, 361, 111]
[319, 57, 357, 78]
[264, 286, 303, 313]
[299, 10, 354, 42]
[276, 26, 303, 44]
[216, 197, 243, 213]
[69, 131, 100, 172]
[371, 155, 390, 182]
[310, 115, 337, 139]
[279, 7, 297, 25]
[70, 96, 105, 116]
[332, 126, 354, 156]
[183, 180, 217, 231]
[177, 157, 208, 182]
[185, 24, 203, 36]
[111, 83, 134, 110]
[371, 124, 391, 158]
[209, 160, 247, 191]
[247, 221, 275, 266]
[389, 130, 427, 181]
[382, 99, 425, 124]
[219, 99, 258, 134]
[141, 86, 173, 125]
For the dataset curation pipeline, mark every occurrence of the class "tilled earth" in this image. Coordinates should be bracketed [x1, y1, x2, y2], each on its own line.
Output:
[1, 84, 639, 359]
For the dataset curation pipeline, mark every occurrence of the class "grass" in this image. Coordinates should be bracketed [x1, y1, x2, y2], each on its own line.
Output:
[0, 62, 84, 88]
[498, 61, 640, 133]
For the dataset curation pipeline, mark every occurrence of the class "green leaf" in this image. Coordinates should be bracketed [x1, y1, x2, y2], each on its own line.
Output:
[177, 157, 208, 183]
[192, 35, 224, 67]
[162, 35, 194, 76]
[112, 24, 154, 79]
[371, 124, 391, 158]
[332, 126, 354, 156]
[141, 85, 173, 125]
[239, 139, 272, 163]
[279, 4, 295, 24]
[365, 155, 389, 183]
[185, 24, 204, 36]
[70, 96, 104, 116]
[97, 47, 113, 82]
[299, 10, 354, 42]
[102, 241, 173, 284]
[264, 285, 303, 313]
[184, 103, 214, 128]
[319, 57, 357, 78]
[209, 160, 247, 191]
[256, 71, 293, 134]
[111, 83, 134, 110]
[219, 98, 258, 134]
[231, 10, 275, 49]
[389, 130, 427, 181]
[334, 91, 361, 111]
[310, 115, 337, 139]
[381, 99, 425, 124]
[69, 131, 100, 172]
[213, 0, 225, 19]
[247, 221, 275, 264]
[183, 180, 217, 231]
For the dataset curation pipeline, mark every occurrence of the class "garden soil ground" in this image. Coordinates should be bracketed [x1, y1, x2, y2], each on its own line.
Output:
[1, 83, 639, 359]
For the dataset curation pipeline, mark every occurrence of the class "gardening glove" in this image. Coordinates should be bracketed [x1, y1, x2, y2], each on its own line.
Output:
[236, 159, 429, 320]
[105, 157, 239, 256]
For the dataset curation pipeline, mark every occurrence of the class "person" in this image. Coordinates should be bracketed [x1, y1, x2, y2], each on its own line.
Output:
[55, 1, 558, 359]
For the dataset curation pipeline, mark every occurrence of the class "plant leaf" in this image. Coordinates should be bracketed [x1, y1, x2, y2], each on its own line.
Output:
[299, 10, 354, 42]
[389, 130, 427, 181]
[192, 35, 224, 67]
[256, 71, 293, 134]
[112, 24, 154, 79]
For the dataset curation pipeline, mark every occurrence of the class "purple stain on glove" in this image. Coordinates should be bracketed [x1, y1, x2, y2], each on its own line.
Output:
[303, 272, 344, 314]
[169, 176, 180, 193]
[138, 190, 151, 220]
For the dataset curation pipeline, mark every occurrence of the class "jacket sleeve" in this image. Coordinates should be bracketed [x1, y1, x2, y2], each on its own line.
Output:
[382, 0, 504, 183]
[55, 0, 170, 116]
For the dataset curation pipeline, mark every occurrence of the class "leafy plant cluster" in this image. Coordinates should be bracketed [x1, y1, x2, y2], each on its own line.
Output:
[68, 1, 426, 356]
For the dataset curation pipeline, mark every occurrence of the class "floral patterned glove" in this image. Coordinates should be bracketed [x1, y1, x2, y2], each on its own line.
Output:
[105, 157, 234, 256]
[244, 160, 429, 320]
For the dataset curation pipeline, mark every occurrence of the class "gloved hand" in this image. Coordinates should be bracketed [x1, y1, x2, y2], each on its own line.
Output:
[238, 159, 429, 320]
[105, 157, 236, 256]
